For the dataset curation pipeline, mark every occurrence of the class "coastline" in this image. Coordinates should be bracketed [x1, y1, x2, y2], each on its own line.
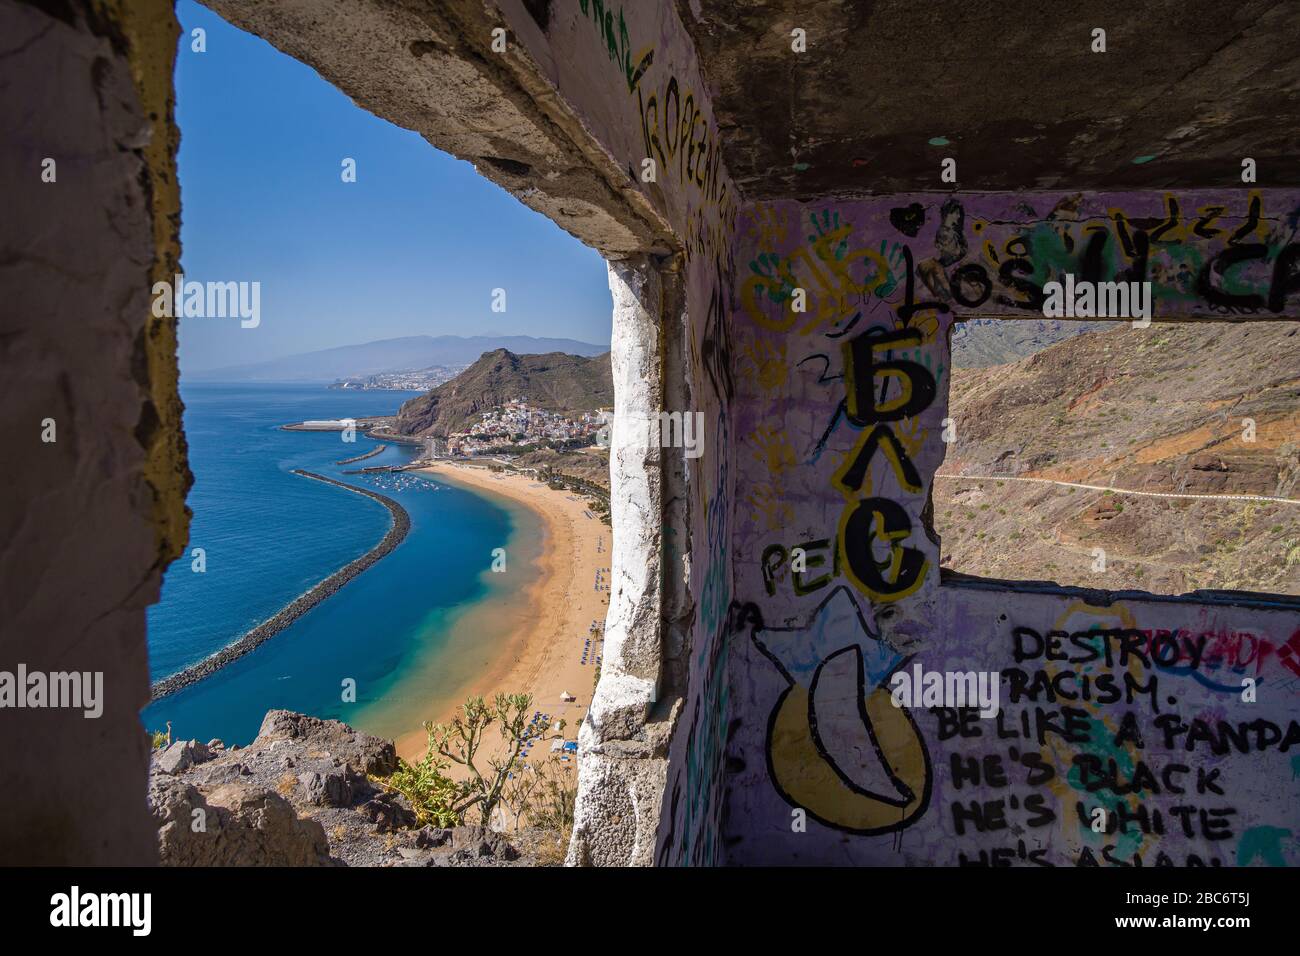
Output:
[391, 461, 610, 764]
[150, 470, 410, 701]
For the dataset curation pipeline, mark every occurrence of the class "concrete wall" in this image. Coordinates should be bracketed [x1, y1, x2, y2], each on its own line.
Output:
[723, 192, 1300, 865]
[739, 191, 1300, 326]
[0, 0, 188, 864]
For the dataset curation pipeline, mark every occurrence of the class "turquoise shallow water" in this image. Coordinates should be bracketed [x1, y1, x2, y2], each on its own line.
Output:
[143, 383, 533, 745]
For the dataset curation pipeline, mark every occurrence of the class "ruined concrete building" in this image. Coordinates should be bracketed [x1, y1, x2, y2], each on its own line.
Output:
[3, 0, 1299, 867]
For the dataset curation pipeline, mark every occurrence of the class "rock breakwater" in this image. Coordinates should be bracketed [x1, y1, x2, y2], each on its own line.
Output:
[150, 470, 410, 701]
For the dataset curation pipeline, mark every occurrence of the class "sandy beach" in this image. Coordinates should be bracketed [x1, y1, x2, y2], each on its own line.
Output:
[394, 462, 611, 771]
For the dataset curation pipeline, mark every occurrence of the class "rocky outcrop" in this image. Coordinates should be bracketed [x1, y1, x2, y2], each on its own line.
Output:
[149, 775, 333, 866]
[148, 710, 533, 867]
[154, 739, 212, 775]
[251, 710, 398, 776]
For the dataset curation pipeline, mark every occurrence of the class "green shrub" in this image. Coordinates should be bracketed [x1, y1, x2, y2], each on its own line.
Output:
[377, 740, 461, 828]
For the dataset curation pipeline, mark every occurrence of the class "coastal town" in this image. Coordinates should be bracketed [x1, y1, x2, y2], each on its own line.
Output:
[329, 364, 469, 391]
[278, 396, 613, 504]
[441, 399, 608, 458]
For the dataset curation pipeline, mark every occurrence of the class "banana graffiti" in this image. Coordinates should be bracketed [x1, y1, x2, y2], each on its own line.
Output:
[746, 589, 932, 834]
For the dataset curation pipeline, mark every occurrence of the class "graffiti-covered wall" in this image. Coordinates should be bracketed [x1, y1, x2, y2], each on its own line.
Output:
[724, 193, 1300, 865]
[739, 191, 1300, 326]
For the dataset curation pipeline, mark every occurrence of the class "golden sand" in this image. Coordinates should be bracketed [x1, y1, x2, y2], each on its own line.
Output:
[393, 462, 611, 767]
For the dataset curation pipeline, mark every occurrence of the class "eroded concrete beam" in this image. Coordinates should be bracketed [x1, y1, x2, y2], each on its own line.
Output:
[566, 256, 676, 865]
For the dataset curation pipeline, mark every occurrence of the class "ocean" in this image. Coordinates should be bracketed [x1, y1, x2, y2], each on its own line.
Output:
[142, 382, 540, 746]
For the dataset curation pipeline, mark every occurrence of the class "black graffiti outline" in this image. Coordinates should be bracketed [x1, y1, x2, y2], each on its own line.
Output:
[795, 352, 842, 384]
[744, 587, 934, 836]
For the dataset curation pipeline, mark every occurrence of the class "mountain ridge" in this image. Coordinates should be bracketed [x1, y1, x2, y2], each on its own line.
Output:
[951, 317, 1114, 368]
[188, 334, 607, 382]
[395, 349, 613, 438]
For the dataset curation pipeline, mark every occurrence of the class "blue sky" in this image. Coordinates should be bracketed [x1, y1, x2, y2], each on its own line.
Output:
[174, 0, 611, 373]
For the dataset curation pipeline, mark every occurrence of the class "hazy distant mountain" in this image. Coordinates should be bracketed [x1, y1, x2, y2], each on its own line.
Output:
[396, 349, 613, 437]
[189, 335, 607, 382]
[952, 318, 1112, 367]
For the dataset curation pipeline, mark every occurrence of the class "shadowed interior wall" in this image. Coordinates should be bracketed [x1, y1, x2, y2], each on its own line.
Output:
[0, 0, 188, 864]
[723, 192, 1300, 865]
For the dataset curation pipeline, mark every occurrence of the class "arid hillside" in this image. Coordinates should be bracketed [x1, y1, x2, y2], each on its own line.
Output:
[396, 350, 612, 438]
[936, 321, 1300, 595]
[513, 446, 610, 491]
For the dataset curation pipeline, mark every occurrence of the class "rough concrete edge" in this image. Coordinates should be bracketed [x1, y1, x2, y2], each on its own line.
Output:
[441, 0, 682, 258]
[99, 0, 189, 864]
[566, 256, 670, 865]
[563, 746, 668, 867]
[99, 0, 192, 578]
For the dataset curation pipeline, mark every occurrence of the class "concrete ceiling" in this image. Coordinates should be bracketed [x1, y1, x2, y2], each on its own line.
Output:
[676, 0, 1300, 198]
